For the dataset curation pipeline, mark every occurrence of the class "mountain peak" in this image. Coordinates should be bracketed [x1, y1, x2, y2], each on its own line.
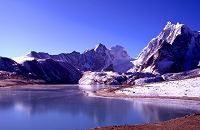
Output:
[109, 45, 132, 61]
[129, 22, 200, 74]
[163, 21, 184, 31]
[25, 51, 51, 59]
[157, 21, 191, 45]
[110, 45, 123, 49]
[164, 21, 172, 28]
[25, 51, 37, 57]
[94, 43, 107, 52]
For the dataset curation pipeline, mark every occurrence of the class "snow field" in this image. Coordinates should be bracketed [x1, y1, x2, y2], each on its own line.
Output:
[115, 77, 200, 97]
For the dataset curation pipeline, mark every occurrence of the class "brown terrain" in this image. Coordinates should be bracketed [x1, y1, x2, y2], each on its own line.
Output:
[90, 113, 200, 130]
[0, 70, 46, 87]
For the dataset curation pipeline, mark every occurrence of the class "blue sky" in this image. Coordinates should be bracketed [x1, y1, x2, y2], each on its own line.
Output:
[0, 0, 200, 58]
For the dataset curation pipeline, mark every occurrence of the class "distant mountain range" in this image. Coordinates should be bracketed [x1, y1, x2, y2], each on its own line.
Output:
[13, 44, 134, 73]
[1, 21, 200, 85]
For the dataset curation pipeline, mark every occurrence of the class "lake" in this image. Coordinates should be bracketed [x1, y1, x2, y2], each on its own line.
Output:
[0, 85, 200, 130]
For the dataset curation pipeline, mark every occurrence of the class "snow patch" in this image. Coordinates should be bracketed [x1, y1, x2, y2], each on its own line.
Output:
[12, 56, 35, 64]
[79, 71, 120, 85]
[25, 51, 33, 57]
[83, 49, 89, 54]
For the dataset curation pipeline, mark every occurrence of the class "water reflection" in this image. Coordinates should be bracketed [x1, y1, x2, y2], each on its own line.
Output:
[0, 91, 132, 124]
[0, 85, 199, 130]
[131, 98, 200, 123]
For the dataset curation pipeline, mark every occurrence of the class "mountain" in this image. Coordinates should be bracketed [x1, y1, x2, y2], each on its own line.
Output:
[109, 45, 134, 73]
[13, 44, 134, 73]
[2, 22, 200, 85]
[0, 56, 46, 86]
[0, 56, 34, 78]
[80, 43, 113, 71]
[22, 59, 82, 84]
[0, 56, 82, 84]
[9, 43, 134, 84]
[128, 21, 200, 75]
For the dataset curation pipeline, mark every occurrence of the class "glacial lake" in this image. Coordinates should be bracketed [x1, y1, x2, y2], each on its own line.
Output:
[0, 85, 200, 130]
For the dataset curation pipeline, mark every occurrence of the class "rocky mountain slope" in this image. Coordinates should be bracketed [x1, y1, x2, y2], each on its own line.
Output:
[129, 22, 200, 75]
[0, 56, 82, 84]
[0, 57, 46, 86]
[0, 56, 36, 78]
[22, 58, 82, 84]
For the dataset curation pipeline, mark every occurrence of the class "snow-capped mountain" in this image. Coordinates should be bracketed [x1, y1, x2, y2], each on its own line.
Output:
[109, 45, 134, 73]
[128, 21, 200, 75]
[80, 43, 113, 71]
[2, 22, 200, 85]
[13, 43, 134, 73]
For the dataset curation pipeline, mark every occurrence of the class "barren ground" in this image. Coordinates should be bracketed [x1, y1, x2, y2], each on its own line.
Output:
[0, 71, 46, 87]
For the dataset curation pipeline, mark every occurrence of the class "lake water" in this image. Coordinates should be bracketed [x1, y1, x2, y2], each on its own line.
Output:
[0, 85, 200, 130]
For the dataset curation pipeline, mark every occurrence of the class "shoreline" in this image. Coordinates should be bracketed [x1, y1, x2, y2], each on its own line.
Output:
[89, 113, 200, 130]
[87, 87, 200, 130]
[93, 87, 200, 101]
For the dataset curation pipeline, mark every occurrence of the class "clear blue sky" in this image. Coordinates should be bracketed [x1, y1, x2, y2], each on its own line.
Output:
[0, 0, 200, 58]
